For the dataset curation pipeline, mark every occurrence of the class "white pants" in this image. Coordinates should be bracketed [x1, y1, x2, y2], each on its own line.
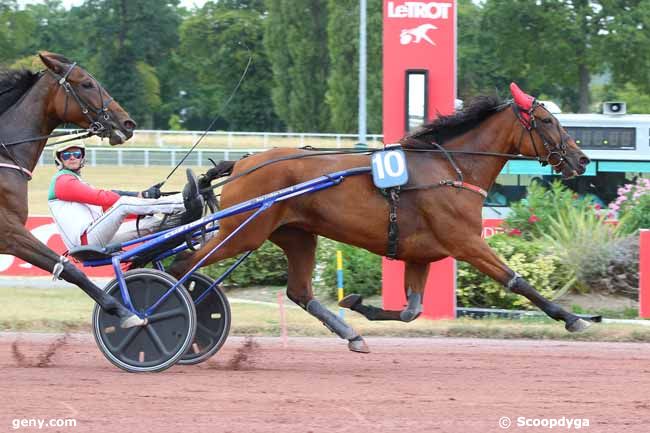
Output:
[85, 194, 185, 247]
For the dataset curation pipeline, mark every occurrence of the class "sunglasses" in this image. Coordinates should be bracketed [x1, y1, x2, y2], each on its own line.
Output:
[61, 150, 83, 161]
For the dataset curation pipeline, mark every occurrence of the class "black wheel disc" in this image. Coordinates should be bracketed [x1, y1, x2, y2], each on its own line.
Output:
[92, 269, 196, 373]
[178, 273, 231, 365]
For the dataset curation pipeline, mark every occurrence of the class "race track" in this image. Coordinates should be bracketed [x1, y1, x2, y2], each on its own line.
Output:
[2, 333, 650, 433]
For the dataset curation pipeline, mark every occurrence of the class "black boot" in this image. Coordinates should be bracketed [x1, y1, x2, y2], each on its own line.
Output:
[182, 168, 204, 223]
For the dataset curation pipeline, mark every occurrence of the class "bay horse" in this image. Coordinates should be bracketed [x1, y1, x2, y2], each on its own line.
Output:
[0, 52, 142, 327]
[170, 83, 591, 352]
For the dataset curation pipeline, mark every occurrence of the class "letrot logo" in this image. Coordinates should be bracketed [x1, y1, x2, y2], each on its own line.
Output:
[387, 1, 452, 20]
[400, 23, 437, 45]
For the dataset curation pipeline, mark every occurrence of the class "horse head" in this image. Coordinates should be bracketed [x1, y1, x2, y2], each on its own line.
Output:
[510, 82, 590, 178]
[38, 51, 136, 145]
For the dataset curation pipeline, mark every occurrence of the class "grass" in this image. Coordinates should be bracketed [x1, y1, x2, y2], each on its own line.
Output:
[2, 286, 650, 342]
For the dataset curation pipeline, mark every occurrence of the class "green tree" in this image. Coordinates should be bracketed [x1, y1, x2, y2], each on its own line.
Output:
[476, 0, 650, 113]
[593, 82, 650, 114]
[601, 1, 650, 95]
[478, 0, 607, 112]
[0, 1, 36, 65]
[177, 0, 280, 131]
[366, 0, 382, 134]
[76, 0, 182, 127]
[326, 0, 382, 135]
[326, 0, 357, 133]
[264, 0, 291, 125]
[265, 0, 330, 131]
[457, 0, 505, 100]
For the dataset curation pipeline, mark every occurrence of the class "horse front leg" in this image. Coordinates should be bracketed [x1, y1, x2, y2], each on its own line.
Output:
[339, 261, 429, 322]
[6, 225, 144, 328]
[457, 237, 591, 332]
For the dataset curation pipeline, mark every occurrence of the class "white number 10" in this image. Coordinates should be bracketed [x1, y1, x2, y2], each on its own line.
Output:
[373, 151, 406, 179]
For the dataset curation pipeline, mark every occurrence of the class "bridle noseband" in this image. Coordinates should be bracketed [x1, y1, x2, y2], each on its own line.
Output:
[49, 62, 115, 137]
[512, 101, 577, 173]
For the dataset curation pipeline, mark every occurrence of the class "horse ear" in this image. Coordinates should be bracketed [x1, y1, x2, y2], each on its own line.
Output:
[510, 82, 535, 110]
[38, 51, 65, 74]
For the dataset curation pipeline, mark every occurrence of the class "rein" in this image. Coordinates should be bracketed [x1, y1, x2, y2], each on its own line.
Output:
[158, 45, 254, 189]
[204, 146, 538, 194]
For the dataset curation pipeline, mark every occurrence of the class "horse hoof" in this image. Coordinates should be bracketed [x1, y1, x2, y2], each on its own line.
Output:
[399, 310, 421, 322]
[348, 337, 370, 353]
[339, 294, 363, 309]
[120, 314, 147, 329]
[566, 318, 592, 333]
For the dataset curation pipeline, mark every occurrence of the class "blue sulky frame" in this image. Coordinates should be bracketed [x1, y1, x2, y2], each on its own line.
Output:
[80, 167, 371, 319]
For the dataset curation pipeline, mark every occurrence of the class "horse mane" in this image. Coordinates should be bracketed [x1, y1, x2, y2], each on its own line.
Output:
[0, 69, 41, 116]
[401, 95, 508, 148]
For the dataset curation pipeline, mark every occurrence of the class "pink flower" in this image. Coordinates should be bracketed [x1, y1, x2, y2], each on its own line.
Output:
[528, 214, 540, 223]
[594, 203, 602, 210]
[609, 204, 620, 212]
[508, 228, 522, 237]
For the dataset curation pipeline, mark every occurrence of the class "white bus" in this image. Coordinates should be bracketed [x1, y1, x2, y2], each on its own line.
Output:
[484, 113, 650, 216]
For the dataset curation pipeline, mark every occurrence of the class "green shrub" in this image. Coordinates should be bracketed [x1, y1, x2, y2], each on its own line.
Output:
[316, 238, 382, 300]
[202, 241, 288, 287]
[457, 234, 569, 309]
[505, 180, 594, 240]
[618, 193, 650, 235]
[542, 204, 638, 295]
[609, 177, 650, 219]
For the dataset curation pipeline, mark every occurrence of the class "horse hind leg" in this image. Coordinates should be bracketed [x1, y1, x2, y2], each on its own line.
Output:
[339, 261, 428, 322]
[269, 227, 369, 353]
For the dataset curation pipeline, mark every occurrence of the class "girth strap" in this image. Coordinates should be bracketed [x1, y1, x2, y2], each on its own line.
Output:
[386, 187, 400, 260]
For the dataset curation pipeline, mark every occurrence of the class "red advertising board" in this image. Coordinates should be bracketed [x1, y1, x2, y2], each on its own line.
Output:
[640, 230, 650, 319]
[383, 0, 456, 143]
[0, 216, 113, 277]
[382, 0, 457, 318]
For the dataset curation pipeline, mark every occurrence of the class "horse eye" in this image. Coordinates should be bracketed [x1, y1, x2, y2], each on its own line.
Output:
[542, 118, 553, 124]
[81, 81, 94, 89]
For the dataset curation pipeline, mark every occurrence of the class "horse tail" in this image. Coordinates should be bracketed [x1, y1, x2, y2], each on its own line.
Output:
[204, 160, 236, 182]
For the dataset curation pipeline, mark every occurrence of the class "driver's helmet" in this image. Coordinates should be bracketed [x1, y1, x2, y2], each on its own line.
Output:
[53, 142, 86, 169]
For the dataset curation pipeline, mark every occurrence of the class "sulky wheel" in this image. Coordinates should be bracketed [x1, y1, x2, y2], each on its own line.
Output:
[178, 273, 231, 365]
[92, 269, 196, 373]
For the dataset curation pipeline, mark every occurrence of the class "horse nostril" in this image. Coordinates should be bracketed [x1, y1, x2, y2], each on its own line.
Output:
[579, 156, 590, 166]
[123, 119, 137, 131]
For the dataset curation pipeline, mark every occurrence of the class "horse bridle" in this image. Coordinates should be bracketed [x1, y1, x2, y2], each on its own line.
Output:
[0, 63, 116, 180]
[512, 101, 578, 173]
[48, 62, 116, 138]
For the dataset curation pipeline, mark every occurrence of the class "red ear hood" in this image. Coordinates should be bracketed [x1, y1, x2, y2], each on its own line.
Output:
[510, 82, 535, 110]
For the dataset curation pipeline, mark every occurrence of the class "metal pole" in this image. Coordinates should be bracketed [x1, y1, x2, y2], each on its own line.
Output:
[358, 0, 367, 148]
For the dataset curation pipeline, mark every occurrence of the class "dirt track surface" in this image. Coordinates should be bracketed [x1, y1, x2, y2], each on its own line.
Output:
[2, 333, 650, 433]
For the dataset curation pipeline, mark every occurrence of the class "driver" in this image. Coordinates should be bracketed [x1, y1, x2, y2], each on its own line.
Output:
[48, 142, 203, 250]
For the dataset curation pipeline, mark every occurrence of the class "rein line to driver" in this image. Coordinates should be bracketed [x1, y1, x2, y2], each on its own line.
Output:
[203, 145, 539, 193]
